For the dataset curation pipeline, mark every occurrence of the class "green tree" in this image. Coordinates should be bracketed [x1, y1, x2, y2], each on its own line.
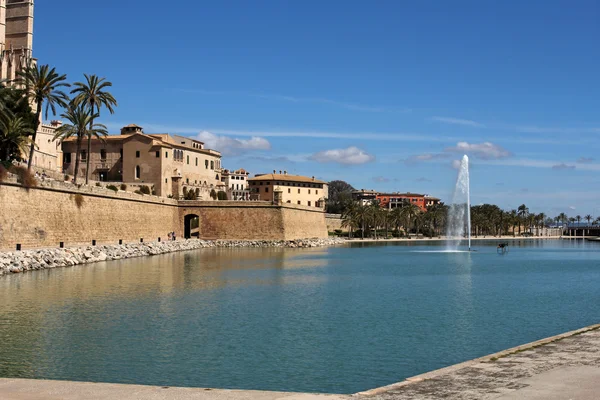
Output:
[0, 115, 35, 164]
[585, 214, 592, 226]
[71, 74, 117, 184]
[326, 180, 355, 214]
[16, 64, 69, 171]
[53, 104, 107, 184]
[517, 204, 529, 234]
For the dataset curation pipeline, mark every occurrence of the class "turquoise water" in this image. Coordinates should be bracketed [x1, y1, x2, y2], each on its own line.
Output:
[1, 239, 600, 394]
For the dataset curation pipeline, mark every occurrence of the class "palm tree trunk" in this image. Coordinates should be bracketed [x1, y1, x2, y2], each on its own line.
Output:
[73, 137, 82, 184]
[27, 100, 42, 170]
[85, 106, 95, 185]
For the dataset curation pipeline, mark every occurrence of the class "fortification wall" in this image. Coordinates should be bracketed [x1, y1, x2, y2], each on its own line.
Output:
[0, 184, 328, 250]
[325, 214, 346, 232]
[0, 183, 179, 250]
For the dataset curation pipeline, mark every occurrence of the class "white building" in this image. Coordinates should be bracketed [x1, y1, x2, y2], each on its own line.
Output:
[221, 168, 250, 200]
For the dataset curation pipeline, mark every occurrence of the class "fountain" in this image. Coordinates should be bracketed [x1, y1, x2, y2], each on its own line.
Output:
[446, 155, 472, 251]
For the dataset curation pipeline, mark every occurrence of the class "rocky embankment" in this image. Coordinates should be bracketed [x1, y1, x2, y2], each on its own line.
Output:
[0, 238, 346, 276]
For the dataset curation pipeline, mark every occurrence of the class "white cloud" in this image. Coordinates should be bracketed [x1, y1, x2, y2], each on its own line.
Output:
[372, 176, 390, 183]
[196, 131, 270, 156]
[431, 116, 485, 128]
[451, 159, 462, 170]
[445, 141, 511, 160]
[310, 146, 375, 165]
[577, 157, 594, 164]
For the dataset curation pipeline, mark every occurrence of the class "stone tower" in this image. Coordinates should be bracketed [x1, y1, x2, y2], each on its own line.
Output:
[0, 0, 34, 82]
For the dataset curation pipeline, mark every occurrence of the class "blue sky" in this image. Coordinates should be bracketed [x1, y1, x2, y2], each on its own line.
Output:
[35, 1, 600, 217]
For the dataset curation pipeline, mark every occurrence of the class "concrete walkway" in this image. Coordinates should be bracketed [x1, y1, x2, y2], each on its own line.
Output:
[0, 379, 348, 400]
[359, 324, 600, 399]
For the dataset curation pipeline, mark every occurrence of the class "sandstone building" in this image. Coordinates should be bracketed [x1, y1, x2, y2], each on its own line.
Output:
[0, 0, 34, 82]
[221, 168, 250, 200]
[61, 124, 225, 199]
[249, 171, 328, 209]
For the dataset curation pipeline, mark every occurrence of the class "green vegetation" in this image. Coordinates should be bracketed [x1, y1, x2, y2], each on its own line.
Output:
[139, 185, 151, 195]
[16, 64, 70, 171]
[217, 190, 228, 200]
[53, 103, 108, 184]
[120, 183, 127, 191]
[73, 193, 84, 208]
[71, 74, 117, 184]
[106, 184, 118, 192]
[326, 180, 355, 214]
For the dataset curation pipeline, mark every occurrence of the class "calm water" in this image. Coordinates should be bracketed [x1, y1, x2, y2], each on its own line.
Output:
[1, 239, 600, 394]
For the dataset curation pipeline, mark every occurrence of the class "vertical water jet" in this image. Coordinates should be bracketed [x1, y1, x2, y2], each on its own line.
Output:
[446, 155, 472, 251]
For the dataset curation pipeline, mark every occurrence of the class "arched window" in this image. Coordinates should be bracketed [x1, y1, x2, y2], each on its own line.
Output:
[135, 165, 140, 179]
[215, 174, 219, 180]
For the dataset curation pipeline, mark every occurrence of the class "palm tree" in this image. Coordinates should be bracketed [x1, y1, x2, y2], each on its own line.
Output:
[585, 214, 592, 226]
[0, 115, 35, 163]
[400, 203, 422, 236]
[16, 64, 69, 171]
[576, 215, 582, 227]
[71, 74, 117, 184]
[517, 204, 529, 235]
[53, 104, 107, 184]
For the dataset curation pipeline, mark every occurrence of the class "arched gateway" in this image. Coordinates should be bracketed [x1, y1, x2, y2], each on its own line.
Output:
[184, 214, 200, 239]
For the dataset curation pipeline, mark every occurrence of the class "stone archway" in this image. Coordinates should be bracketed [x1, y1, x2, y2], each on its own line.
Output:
[184, 214, 200, 239]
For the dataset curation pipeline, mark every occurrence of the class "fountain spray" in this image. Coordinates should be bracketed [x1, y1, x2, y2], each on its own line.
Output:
[446, 155, 472, 251]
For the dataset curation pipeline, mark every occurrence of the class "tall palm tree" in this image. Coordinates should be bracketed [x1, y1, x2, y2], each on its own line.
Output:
[71, 74, 117, 184]
[0, 115, 35, 163]
[53, 104, 107, 184]
[517, 204, 529, 235]
[16, 64, 69, 170]
[585, 214, 592, 226]
[576, 215, 582, 227]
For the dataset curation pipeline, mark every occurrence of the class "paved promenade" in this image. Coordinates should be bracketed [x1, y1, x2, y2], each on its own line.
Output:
[360, 324, 600, 399]
[0, 324, 598, 399]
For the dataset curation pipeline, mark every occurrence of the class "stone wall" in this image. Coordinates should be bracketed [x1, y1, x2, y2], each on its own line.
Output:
[325, 214, 347, 233]
[0, 183, 328, 250]
[0, 182, 179, 250]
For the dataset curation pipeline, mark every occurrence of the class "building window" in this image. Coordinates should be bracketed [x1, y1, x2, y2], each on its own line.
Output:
[64, 152, 71, 163]
[195, 157, 198, 166]
[308, 189, 311, 194]
[165, 151, 168, 158]
[186, 178, 189, 183]
[298, 189, 300, 194]
[316, 190, 318, 195]
[165, 178, 168, 183]
[308, 201, 311, 207]
[136, 151, 140, 158]
[288, 188, 290, 193]
[156, 151, 160, 158]
[265, 187, 269, 193]
[135, 165, 140, 179]
[216, 174, 219, 180]
[297, 201, 301, 205]
[187, 155, 189, 164]
[100, 149, 106, 160]
[80, 150, 86, 161]
[205, 160, 208, 169]
[120, 149, 123, 158]
[210, 160, 214, 169]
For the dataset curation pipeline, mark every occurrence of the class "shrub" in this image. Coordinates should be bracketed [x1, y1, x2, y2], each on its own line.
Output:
[134, 189, 142, 195]
[151, 185, 156, 195]
[139, 185, 151, 195]
[106, 184, 118, 192]
[95, 182, 101, 187]
[120, 183, 127, 191]
[334, 229, 343, 236]
[183, 190, 196, 200]
[210, 189, 217, 200]
[217, 191, 228, 200]
[64, 174, 70, 182]
[74, 193, 84, 208]
[10, 166, 37, 189]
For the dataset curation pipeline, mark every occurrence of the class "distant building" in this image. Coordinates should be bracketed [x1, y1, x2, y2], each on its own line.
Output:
[351, 189, 378, 205]
[221, 168, 250, 200]
[61, 124, 224, 198]
[248, 170, 328, 209]
[376, 192, 440, 211]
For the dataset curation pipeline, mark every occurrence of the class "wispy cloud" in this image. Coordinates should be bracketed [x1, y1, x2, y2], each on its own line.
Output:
[176, 88, 411, 114]
[552, 163, 576, 170]
[515, 125, 600, 134]
[445, 141, 511, 160]
[404, 153, 452, 165]
[310, 146, 375, 165]
[372, 176, 390, 183]
[196, 131, 271, 156]
[415, 177, 432, 182]
[431, 116, 485, 128]
[577, 157, 595, 164]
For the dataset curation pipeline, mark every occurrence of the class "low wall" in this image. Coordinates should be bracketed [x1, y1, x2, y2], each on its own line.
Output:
[0, 183, 328, 250]
[178, 201, 327, 240]
[325, 214, 347, 232]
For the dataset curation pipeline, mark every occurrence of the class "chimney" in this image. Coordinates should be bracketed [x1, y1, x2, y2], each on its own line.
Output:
[312, 176, 315, 181]
[279, 170, 282, 174]
[284, 170, 287, 175]
[273, 170, 276, 173]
